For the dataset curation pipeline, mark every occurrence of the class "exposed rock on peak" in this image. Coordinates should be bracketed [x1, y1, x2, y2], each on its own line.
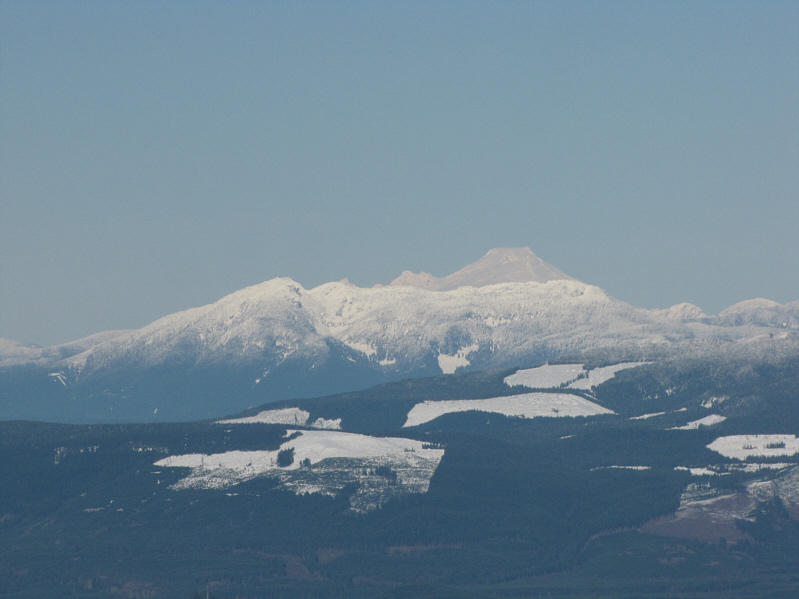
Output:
[389, 247, 576, 291]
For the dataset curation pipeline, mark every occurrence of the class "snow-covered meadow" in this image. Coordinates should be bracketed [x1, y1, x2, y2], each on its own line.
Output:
[503, 362, 645, 391]
[504, 364, 586, 388]
[592, 465, 651, 471]
[670, 414, 727, 430]
[217, 407, 341, 429]
[155, 429, 445, 512]
[629, 412, 666, 420]
[707, 435, 799, 460]
[567, 363, 647, 390]
[437, 343, 480, 375]
[403, 392, 613, 428]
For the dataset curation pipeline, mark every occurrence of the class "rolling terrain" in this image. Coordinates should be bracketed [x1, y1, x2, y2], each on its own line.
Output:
[2, 248, 798, 597]
[2, 340, 799, 598]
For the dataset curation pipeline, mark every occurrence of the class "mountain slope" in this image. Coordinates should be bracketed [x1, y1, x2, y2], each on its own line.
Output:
[1, 249, 797, 423]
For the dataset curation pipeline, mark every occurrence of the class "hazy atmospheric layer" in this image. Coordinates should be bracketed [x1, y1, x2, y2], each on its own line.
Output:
[4, 4, 798, 350]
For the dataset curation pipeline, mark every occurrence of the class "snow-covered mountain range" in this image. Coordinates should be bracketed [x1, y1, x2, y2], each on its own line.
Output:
[1, 248, 797, 422]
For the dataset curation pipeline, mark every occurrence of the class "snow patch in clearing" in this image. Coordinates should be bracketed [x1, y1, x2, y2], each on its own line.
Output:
[311, 417, 342, 430]
[592, 465, 651, 471]
[217, 409, 341, 430]
[701, 396, 729, 409]
[675, 467, 719, 476]
[344, 340, 376, 357]
[504, 364, 585, 388]
[707, 435, 799, 460]
[217, 407, 310, 426]
[504, 362, 647, 391]
[155, 430, 445, 512]
[437, 343, 479, 374]
[403, 393, 614, 427]
[630, 411, 667, 420]
[670, 414, 727, 430]
[567, 362, 647, 390]
[48, 372, 68, 386]
[732, 463, 793, 472]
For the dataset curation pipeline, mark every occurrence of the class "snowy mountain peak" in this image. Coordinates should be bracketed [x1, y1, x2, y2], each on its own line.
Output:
[389, 247, 576, 291]
[653, 303, 709, 322]
[716, 298, 799, 328]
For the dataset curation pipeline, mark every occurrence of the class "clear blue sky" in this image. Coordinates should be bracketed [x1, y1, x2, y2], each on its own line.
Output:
[2, 1, 797, 347]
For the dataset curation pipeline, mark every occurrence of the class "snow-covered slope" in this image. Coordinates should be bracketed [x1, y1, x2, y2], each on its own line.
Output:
[6, 281, 797, 382]
[7, 249, 797, 383]
[217, 407, 341, 429]
[3, 248, 797, 423]
[58, 277, 333, 373]
[708, 435, 799, 460]
[713, 299, 799, 328]
[155, 429, 445, 512]
[40, 277, 693, 382]
[0, 331, 129, 368]
[403, 393, 613, 427]
[62, 275, 795, 380]
[652, 303, 709, 323]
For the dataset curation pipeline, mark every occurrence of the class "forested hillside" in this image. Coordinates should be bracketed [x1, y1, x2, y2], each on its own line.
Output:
[2, 347, 799, 598]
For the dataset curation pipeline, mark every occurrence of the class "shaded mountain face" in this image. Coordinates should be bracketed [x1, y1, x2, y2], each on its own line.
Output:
[1, 249, 797, 423]
[389, 247, 575, 290]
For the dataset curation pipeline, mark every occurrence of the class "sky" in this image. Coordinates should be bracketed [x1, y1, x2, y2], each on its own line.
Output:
[1, 1, 797, 347]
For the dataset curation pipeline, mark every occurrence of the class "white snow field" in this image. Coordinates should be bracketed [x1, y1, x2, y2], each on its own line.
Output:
[592, 466, 651, 471]
[674, 463, 795, 477]
[567, 363, 646, 390]
[217, 407, 309, 426]
[732, 463, 794, 472]
[504, 364, 585, 389]
[403, 393, 614, 428]
[309, 417, 342, 430]
[675, 467, 718, 476]
[155, 430, 445, 512]
[630, 412, 667, 420]
[670, 414, 727, 430]
[707, 435, 799, 459]
[437, 343, 480, 375]
[503, 362, 645, 391]
[216, 408, 342, 429]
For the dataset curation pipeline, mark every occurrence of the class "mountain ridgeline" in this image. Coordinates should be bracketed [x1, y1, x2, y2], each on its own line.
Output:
[1, 248, 798, 423]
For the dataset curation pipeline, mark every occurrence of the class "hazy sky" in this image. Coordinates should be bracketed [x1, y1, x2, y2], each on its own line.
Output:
[2, 1, 797, 347]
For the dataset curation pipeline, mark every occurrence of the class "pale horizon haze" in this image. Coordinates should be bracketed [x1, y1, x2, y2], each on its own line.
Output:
[1, 2, 797, 347]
